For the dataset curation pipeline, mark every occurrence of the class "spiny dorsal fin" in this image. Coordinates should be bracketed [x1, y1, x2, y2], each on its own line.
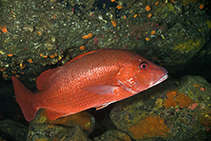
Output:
[36, 67, 61, 90]
[63, 49, 103, 66]
[36, 49, 103, 90]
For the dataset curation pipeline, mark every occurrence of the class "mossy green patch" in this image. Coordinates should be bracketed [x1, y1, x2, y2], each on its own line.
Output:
[183, 0, 197, 5]
[173, 38, 205, 52]
[167, 3, 175, 12]
[205, 21, 211, 30]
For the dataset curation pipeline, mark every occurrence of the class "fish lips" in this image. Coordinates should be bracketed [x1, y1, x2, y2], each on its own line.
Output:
[151, 69, 168, 87]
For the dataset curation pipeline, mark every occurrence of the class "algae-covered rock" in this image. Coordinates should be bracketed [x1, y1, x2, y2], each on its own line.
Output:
[94, 130, 132, 141]
[0, 0, 210, 81]
[30, 109, 95, 134]
[110, 75, 211, 140]
[0, 119, 28, 141]
[26, 124, 91, 141]
[0, 136, 6, 141]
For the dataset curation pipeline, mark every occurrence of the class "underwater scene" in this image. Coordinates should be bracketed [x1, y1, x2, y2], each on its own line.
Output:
[0, 0, 211, 140]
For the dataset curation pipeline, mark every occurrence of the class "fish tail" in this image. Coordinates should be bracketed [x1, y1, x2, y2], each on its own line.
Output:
[12, 76, 38, 121]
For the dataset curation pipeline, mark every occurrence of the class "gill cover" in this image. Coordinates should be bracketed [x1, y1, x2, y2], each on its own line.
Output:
[116, 64, 139, 94]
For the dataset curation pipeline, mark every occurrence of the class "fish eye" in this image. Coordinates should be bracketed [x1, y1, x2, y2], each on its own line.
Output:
[139, 62, 149, 70]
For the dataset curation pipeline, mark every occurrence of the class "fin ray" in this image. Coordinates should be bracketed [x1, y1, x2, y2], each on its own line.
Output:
[45, 109, 67, 120]
[12, 76, 38, 121]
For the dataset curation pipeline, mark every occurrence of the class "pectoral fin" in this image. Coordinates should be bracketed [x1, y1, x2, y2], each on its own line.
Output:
[83, 84, 120, 95]
[96, 104, 110, 110]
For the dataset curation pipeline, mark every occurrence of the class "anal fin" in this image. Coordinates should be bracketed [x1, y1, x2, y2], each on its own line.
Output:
[45, 109, 67, 120]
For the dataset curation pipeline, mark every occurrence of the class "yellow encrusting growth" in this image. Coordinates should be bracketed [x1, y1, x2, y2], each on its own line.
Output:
[111, 20, 117, 27]
[28, 59, 33, 63]
[0, 25, 8, 33]
[155, 1, 159, 6]
[145, 6, 151, 11]
[173, 39, 205, 52]
[128, 115, 169, 139]
[145, 37, 150, 41]
[134, 14, 137, 18]
[82, 33, 93, 39]
[176, 93, 194, 108]
[148, 14, 152, 18]
[199, 4, 204, 9]
[80, 46, 85, 51]
[117, 5, 122, 9]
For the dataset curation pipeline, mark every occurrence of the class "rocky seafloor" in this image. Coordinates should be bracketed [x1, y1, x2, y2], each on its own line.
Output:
[0, 0, 211, 140]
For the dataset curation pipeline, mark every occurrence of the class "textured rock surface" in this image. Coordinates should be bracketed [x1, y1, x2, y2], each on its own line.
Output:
[0, 119, 28, 141]
[0, 0, 210, 81]
[26, 124, 91, 141]
[94, 130, 132, 141]
[30, 110, 95, 134]
[110, 75, 211, 140]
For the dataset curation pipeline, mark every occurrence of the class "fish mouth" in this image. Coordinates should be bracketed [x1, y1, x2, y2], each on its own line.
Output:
[152, 73, 168, 87]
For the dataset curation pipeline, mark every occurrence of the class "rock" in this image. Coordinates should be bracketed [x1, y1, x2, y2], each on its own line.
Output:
[30, 110, 95, 134]
[110, 75, 211, 140]
[26, 124, 91, 141]
[1, 0, 210, 82]
[94, 130, 132, 141]
[0, 136, 6, 141]
[0, 119, 28, 141]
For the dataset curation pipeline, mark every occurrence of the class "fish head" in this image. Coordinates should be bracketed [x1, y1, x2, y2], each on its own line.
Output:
[116, 54, 168, 94]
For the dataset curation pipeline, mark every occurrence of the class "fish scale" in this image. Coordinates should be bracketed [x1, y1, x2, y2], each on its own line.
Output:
[12, 49, 168, 121]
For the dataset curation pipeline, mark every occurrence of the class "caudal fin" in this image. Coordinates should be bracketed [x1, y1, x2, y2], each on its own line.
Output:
[12, 76, 38, 121]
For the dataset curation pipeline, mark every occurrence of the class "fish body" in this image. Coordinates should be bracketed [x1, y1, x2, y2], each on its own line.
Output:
[12, 49, 168, 121]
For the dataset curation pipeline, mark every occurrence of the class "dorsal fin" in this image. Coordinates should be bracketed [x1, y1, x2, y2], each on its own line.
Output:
[63, 49, 103, 66]
[36, 67, 61, 90]
[36, 49, 103, 90]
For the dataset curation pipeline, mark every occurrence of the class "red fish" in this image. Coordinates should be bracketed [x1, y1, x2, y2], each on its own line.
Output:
[12, 49, 168, 121]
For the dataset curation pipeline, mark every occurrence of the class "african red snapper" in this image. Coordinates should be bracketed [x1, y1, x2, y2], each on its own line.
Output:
[12, 49, 168, 121]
